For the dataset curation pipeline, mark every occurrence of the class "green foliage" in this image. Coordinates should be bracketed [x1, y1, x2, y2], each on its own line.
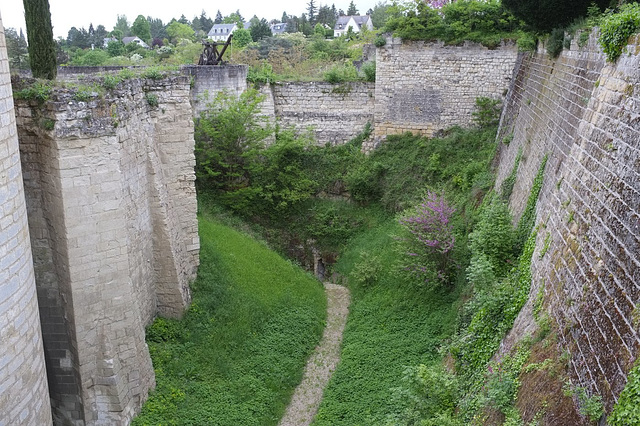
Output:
[145, 93, 159, 107]
[131, 14, 152, 42]
[468, 197, 517, 277]
[247, 62, 277, 84]
[501, 148, 522, 200]
[516, 32, 538, 51]
[142, 66, 167, 79]
[361, 61, 376, 82]
[13, 80, 53, 102]
[72, 86, 95, 102]
[101, 74, 121, 90]
[502, 0, 609, 32]
[564, 384, 604, 422]
[609, 359, 640, 425]
[547, 28, 566, 58]
[385, 0, 527, 47]
[385, 364, 460, 425]
[350, 251, 383, 287]
[374, 35, 387, 47]
[166, 21, 195, 43]
[134, 215, 326, 425]
[70, 49, 109, 66]
[232, 28, 253, 48]
[324, 63, 360, 83]
[346, 127, 497, 212]
[472, 97, 502, 128]
[106, 40, 125, 57]
[40, 117, 55, 130]
[514, 155, 547, 253]
[23, 0, 57, 79]
[599, 3, 640, 62]
[195, 89, 271, 199]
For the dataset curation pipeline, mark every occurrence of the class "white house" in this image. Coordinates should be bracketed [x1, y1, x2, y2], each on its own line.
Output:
[207, 24, 238, 41]
[270, 22, 288, 35]
[333, 15, 373, 37]
[122, 36, 149, 49]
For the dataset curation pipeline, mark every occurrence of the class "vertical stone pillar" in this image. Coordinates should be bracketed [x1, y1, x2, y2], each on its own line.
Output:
[0, 11, 52, 425]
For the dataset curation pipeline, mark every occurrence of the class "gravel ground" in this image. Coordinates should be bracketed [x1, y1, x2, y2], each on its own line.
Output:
[278, 283, 351, 426]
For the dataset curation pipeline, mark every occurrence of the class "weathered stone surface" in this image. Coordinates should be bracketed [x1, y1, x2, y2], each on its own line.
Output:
[0, 13, 53, 426]
[14, 74, 198, 425]
[497, 31, 640, 410]
[371, 37, 519, 150]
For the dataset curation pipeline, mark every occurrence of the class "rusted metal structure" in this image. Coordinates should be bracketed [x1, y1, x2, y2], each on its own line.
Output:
[198, 34, 233, 65]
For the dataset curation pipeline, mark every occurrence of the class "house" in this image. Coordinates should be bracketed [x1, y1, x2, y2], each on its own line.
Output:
[270, 22, 288, 35]
[122, 36, 149, 49]
[207, 23, 238, 41]
[333, 15, 373, 37]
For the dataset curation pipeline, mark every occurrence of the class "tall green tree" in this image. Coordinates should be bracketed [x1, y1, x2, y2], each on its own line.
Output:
[114, 14, 130, 37]
[5, 27, 30, 71]
[249, 17, 272, 41]
[215, 10, 224, 24]
[347, 1, 359, 15]
[147, 17, 167, 40]
[23, 0, 57, 79]
[131, 14, 151, 41]
[308, 0, 318, 24]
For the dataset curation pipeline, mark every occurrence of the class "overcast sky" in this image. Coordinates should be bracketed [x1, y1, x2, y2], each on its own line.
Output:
[1, 0, 381, 39]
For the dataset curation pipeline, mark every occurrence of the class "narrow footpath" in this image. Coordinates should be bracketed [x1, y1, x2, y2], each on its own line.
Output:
[278, 282, 351, 426]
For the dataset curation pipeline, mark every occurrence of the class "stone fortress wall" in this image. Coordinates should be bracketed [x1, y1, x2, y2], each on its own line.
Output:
[496, 31, 640, 411]
[12, 69, 199, 423]
[0, 13, 52, 425]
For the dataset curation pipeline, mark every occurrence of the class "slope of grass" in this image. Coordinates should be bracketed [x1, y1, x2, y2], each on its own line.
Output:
[313, 219, 464, 424]
[133, 212, 326, 426]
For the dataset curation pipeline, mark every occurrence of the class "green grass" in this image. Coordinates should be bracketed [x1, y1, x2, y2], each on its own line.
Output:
[133, 211, 326, 426]
[312, 219, 463, 425]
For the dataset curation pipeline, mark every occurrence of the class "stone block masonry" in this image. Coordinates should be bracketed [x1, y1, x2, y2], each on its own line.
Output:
[268, 81, 375, 146]
[14, 74, 199, 424]
[0, 13, 53, 426]
[496, 31, 640, 412]
[371, 37, 519, 149]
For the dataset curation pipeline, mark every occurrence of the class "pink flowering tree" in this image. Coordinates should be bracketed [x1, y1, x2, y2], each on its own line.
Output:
[426, 0, 456, 9]
[398, 191, 456, 286]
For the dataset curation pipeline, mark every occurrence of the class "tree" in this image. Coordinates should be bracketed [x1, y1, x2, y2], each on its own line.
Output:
[502, 0, 609, 32]
[250, 17, 272, 42]
[113, 14, 130, 37]
[223, 11, 244, 26]
[199, 11, 214, 33]
[308, 0, 318, 24]
[131, 15, 151, 42]
[92, 24, 108, 48]
[317, 5, 337, 28]
[232, 28, 252, 47]
[166, 21, 195, 43]
[67, 27, 91, 49]
[23, 0, 57, 79]
[347, 1, 359, 16]
[106, 40, 125, 56]
[147, 17, 167, 40]
[370, 1, 392, 29]
[178, 14, 190, 25]
[215, 10, 223, 24]
[5, 27, 30, 71]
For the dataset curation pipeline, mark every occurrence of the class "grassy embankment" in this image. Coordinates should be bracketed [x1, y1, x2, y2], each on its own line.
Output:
[133, 210, 326, 426]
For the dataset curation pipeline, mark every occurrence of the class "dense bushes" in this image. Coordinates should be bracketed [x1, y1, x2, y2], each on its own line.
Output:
[599, 3, 640, 62]
[385, 0, 527, 47]
[502, 0, 610, 32]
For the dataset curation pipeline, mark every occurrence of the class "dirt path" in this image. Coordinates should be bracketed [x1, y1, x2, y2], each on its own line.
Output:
[278, 282, 351, 426]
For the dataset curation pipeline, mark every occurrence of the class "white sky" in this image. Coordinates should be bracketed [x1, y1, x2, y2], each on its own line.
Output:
[1, 0, 381, 39]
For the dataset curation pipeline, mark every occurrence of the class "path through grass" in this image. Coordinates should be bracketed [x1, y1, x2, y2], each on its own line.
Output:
[133, 213, 326, 426]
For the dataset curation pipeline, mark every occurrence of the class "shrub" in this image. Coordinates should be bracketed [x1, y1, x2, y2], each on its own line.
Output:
[468, 197, 516, 276]
[547, 28, 566, 58]
[374, 35, 387, 47]
[516, 32, 537, 51]
[350, 251, 383, 287]
[398, 191, 456, 286]
[145, 93, 159, 107]
[324, 62, 360, 83]
[599, 3, 640, 62]
[361, 61, 376, 82]
[472, 97, 502, 128]
[609, 360, 640, 425]
[194, 89, 271, 198]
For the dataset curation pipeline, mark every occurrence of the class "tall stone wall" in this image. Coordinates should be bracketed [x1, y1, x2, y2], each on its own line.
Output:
[14, 74, 199, 424]
[0, 13, 52, 425]
[269, 81, 375, 146]
[497, 31, 640, 411]
[373, 37, 519, 145]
